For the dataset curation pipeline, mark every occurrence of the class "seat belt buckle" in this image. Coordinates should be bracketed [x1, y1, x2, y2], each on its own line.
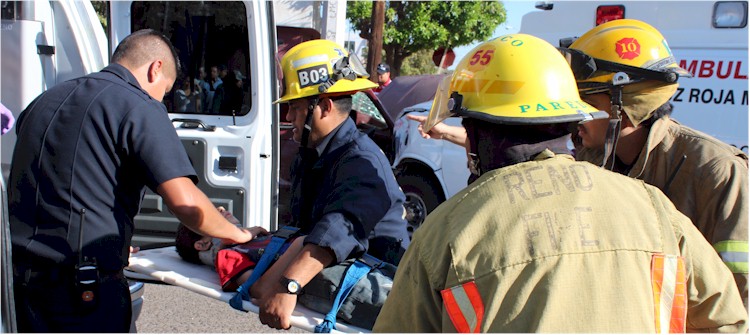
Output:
[358, 254, 383, 269]
[273, 226, 299, 240]
[75, 257, 100, 310]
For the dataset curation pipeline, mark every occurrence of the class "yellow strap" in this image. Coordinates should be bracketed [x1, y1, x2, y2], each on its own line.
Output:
[715, 240, 749, 252]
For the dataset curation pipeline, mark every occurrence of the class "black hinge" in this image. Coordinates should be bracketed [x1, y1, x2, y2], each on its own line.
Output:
[37, 44, 55, 55]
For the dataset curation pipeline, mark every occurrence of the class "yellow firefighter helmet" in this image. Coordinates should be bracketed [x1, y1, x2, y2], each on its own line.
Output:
[567, 18, 691, 94]
[276, 39, 377, 103]
[563, 19, 692, 126]
[425, 33, 607, 131]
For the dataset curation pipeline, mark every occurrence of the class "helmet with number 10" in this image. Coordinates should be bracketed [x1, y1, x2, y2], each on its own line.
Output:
[569, 19, 691, 94]
[276, 39, 377, 103]
[425, 34, 607, 131]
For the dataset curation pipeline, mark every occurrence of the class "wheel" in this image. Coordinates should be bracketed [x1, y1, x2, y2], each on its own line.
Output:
[397, 173, 444, 238]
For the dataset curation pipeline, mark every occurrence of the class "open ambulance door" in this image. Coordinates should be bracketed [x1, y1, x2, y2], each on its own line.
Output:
[108, 1, 280, 248]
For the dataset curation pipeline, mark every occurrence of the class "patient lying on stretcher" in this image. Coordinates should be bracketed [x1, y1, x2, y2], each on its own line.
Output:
[174, 207, 304, 291]
[173, 208, 395, 330]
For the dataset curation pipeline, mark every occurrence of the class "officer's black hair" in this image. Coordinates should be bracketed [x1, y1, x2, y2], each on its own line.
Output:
[324, 95, 353, 116]
[111, 29, 181, 77]
[175, 224, 203, 264]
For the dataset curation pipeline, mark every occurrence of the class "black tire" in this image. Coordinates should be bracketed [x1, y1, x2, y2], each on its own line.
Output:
[397, 173, 444, 238]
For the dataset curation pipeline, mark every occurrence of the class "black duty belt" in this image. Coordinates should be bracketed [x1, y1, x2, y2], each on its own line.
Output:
[13, 264, 122, 285]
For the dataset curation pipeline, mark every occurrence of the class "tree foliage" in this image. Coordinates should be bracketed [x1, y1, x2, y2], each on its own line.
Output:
[400, 49, 437, 76]
[91, 1, 107, 32]
[347, 1, 506, 76]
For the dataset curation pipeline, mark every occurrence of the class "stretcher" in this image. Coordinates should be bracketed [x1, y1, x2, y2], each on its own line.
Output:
[126, 246, 370, 333]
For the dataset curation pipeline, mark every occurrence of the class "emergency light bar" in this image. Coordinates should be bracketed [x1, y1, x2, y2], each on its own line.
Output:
[596, 5, 625, 25]
[713, 1, 748, 28]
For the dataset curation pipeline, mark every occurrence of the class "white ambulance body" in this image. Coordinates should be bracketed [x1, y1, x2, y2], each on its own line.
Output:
[520, 1, 749, 151]
[391, 1, 748, 232]
[0, 1, 109, 179]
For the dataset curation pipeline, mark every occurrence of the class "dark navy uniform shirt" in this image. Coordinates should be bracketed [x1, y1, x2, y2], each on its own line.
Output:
[290, 117, 410, 264]
[8, 64, 197, 271]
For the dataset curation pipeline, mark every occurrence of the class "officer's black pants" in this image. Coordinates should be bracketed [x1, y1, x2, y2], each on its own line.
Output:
[13, 267, 131, 333]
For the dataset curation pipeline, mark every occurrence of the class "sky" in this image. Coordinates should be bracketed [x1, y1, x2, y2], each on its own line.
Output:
[343, 1, 539, 71]
[449, 1, 538, 70]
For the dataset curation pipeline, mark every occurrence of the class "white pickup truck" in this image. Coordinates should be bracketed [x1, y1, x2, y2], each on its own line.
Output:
[392, 0, 748, 230]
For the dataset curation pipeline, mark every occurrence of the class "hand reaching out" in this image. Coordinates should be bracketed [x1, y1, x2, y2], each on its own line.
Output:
[405, 114, 467, 147]
[216, 206, 269, 244]
[406, 114, 445, 139]
[217, 206, 241, 225]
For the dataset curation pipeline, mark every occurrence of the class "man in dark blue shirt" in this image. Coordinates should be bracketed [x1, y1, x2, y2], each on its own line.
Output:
[248, 39, 410, 330]
[8, 29, 256, 332]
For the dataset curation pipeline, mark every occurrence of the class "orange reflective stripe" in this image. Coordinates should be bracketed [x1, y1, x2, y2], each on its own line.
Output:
[651, 254, 687, 333]
[484, 80, 524, 94]
[670, 257, 687, 333]
[456, 79, 490, 93]
[441, 281, 485, 333]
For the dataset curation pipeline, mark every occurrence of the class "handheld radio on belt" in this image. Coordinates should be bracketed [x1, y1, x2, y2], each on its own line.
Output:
[75, 208, 99, 310]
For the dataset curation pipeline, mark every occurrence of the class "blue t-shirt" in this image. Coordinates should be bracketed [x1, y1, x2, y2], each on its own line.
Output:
[8, 64, 197, 271]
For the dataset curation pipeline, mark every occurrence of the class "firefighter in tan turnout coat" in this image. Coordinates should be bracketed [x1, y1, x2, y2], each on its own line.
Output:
[372, 34, 747, 333]
[565, 19, 748, 309]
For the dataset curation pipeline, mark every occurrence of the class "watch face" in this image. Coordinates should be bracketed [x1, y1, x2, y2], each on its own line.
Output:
[286, 280, 300, 293]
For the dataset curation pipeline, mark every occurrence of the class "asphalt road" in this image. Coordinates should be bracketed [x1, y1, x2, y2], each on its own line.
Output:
[135, 283, 305, 333]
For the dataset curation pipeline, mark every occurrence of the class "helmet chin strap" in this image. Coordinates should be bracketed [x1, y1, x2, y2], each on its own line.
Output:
[450, 93, 482, 181]
[602, 96, 622, 170]
[601, 72, 631, 170]
[300, 96, 320, 149]
[463, 119, 482, 177]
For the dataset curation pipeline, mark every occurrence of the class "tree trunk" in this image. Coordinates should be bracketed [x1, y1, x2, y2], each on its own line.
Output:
[367, 0, 385, 82]
[392, 48, 407, 78]
[389, 44, 411, 77]
[383, 45, 396, 76]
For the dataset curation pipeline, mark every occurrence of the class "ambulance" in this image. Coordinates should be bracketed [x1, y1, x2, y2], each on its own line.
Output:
[521, 0, 748, 151]
[391, 0, 748, 231]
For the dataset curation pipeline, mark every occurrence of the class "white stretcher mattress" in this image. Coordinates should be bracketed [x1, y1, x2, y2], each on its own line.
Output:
[126, 246, 370, 333]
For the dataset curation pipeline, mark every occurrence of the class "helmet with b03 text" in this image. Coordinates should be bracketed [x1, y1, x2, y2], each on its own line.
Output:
[276, 39, 377, 103]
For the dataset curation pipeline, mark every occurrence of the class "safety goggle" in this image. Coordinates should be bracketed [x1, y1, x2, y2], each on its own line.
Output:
[317, 53, 370, 94]
[556, 47, 690, 86]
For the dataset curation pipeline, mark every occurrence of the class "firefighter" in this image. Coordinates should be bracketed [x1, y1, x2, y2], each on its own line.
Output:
[249, 39, 410, 330]
[372, 33, 747, 332]
[563, 19, 748, 309]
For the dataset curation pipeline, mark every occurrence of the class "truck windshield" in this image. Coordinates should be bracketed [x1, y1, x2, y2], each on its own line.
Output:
[131, 1, 252, 117]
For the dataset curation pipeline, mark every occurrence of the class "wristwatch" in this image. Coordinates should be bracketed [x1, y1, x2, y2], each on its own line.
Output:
[279, 276, 303, 295]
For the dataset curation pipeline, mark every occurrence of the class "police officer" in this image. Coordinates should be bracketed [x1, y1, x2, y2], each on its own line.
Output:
[372, 34, 747, 332]
[248, 39, 410, 330]
[8, 29, 255, 332]
[373, 63, 392, 93]
[563, 19, 748, 309]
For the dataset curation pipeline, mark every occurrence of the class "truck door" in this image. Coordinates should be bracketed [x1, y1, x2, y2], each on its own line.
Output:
[109, 1, 279, 248]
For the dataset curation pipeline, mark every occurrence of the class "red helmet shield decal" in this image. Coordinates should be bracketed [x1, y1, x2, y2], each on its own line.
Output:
[615, 37, 641, 60]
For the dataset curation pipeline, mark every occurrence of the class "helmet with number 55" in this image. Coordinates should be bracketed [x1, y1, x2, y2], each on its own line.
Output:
[425, 34, 607, 131]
